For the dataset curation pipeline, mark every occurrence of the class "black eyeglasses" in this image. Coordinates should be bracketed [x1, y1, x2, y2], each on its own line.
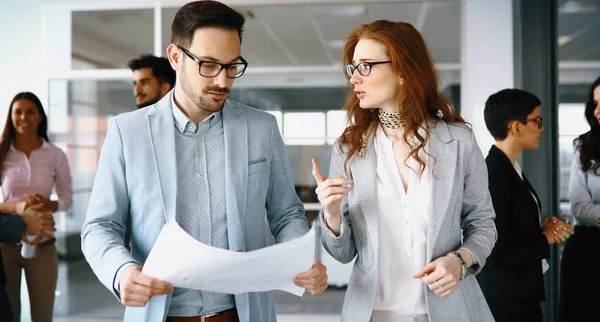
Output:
[344, 61, 391, 77]
[179, 46, 248, 78]
[523, 116, 543, 129]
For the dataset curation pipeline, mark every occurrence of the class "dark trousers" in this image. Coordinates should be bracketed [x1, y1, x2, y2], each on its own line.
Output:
[487, 299, 543, 322]
[0, 284, 14, 322]
[559, 226, 600, 322]
[1, 248, 14, 322]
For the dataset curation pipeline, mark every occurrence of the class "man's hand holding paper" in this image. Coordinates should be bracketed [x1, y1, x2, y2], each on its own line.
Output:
[294, 258, 328, 295]
[142, 220, 325, 297]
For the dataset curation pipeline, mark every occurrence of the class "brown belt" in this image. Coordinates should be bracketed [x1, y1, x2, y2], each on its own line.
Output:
[166, 308, 239, 322]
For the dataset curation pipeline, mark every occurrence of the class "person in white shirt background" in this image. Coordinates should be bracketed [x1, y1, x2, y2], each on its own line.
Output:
[311, 20, 497, 322]
[0, 91, 73, 322]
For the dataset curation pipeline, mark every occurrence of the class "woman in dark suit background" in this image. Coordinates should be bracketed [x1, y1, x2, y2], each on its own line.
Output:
[477, 89, 574, 322]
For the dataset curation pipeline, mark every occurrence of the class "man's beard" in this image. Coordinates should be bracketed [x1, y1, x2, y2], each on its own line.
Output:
[180, 70, 230, 113]
[136, 95, 161, 109]
[196, 86, 230, 112]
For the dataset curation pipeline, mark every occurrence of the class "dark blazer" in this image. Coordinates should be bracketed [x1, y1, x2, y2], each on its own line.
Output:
[476, 145, 549, 301]
[0, 212, 25, 320]
[0, 213, 25, 284]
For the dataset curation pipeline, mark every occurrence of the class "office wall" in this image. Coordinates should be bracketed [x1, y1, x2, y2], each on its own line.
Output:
[460, 0, 514, 154]
[0, 1, 46, 122]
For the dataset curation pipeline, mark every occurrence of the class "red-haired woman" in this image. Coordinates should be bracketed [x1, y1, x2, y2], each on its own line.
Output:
[312, 20, 497, 322]
[0, 92, 72, 322]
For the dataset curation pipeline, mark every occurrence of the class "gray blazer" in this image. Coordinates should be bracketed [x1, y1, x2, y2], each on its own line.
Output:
[81, 92, 309, 322]
[569, 148, 600, 226]
[320, 120, 497, 322]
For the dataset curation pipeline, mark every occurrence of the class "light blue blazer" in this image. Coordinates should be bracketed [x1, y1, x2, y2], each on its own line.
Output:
[81, 92, 309, 322]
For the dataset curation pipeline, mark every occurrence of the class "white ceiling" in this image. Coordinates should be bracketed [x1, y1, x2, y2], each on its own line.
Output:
[72, 8, 155, 68]
[71, 1, 461, 69]
[160, 2, 461, 67]
[71, 0, 600, 75]
[557, 0, 600, 61]
[69, 0, 600, 90]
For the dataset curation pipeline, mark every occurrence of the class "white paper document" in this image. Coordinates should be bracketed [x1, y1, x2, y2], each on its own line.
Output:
[142, 220, 315, 297]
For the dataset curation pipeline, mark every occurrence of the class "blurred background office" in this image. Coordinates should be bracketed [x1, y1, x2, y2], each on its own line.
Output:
[0, 0, 598, 321]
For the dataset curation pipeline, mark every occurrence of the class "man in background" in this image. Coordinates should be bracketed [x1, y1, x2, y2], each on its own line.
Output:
[128, 55, 176, 108]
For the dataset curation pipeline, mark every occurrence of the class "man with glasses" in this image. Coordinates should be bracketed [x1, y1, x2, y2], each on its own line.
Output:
[81, 1, 327, 322]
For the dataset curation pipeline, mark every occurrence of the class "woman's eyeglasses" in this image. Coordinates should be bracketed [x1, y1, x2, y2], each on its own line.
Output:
[344, 61, 391, 77]
[523, 116, 543, 129]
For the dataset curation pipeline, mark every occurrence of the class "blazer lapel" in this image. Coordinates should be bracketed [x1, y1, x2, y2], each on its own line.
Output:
[353, 137, 379, 255]
[491, 146, 542, 215]
[147, 95, 177, 223]
[222, 100, 247, 252]
[522, 174, 542, 216]
[427, 121, 457, 261]
[494, 147, 532, 198]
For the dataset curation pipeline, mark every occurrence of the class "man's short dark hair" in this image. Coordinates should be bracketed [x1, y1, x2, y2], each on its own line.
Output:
[128, 55, 176, 88]
[484, 89, 542, 140]
[171, 0, 245, 48]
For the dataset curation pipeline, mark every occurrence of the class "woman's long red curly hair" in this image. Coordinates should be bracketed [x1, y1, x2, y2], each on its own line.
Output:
[339, 20, 465, 176]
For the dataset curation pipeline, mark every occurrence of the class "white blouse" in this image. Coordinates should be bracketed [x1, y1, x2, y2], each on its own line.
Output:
[373, 124, 429, 315]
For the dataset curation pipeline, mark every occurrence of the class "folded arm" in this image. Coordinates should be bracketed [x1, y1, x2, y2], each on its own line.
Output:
[487, 168, 550, 267]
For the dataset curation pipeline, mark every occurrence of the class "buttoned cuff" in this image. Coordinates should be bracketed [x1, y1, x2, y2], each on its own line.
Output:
[459, 247, 477, 265]
[113, 262, 138, 298]
[320, 210, 351, 246]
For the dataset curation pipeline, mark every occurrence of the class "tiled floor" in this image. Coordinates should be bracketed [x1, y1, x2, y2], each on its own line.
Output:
[16, 259, 344, 321]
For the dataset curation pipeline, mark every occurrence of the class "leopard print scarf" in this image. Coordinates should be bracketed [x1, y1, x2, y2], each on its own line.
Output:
[377, 109, 406, 129]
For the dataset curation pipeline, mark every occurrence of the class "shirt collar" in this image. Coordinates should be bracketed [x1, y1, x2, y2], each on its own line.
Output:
[374, 122, 429, 165]
[375, 122, 428, 146]
[171, 90, 223, 133]
[513, 161, 523, 177]
[10, 139, 51, 151]
[375, 122, 389, 145]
